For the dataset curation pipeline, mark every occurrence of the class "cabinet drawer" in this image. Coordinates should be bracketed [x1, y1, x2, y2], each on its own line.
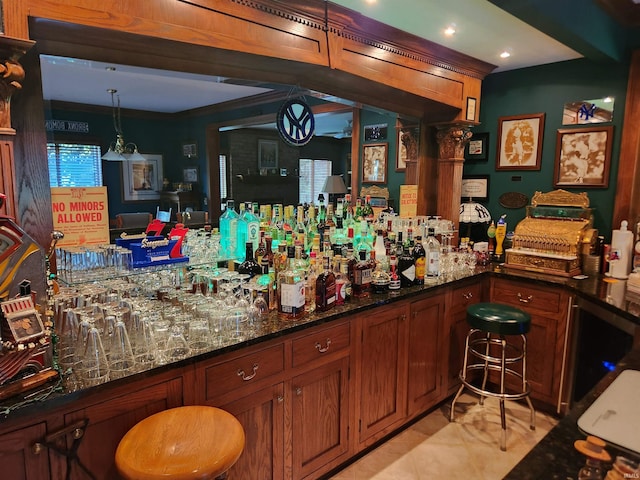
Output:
[204, 343, 285, 400]
[449, 282, 483, 315]
[292, 321, 350, 368]
[492, 278, 563, 315]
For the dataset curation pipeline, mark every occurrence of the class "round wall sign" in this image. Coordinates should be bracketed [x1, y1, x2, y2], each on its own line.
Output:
[277, 99, 315, 146]
[499, 191, 529, 209]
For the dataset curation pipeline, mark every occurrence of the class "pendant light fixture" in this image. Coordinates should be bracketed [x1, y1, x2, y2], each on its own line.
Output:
[101, 88, 146, 161]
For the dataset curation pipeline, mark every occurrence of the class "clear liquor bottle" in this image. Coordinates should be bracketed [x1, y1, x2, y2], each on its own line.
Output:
[305, 251, 318, 314]
[425, 227, 441, 278]
[219, 199, 239, 260]
[277, 246, 306, 319]
[294, 205, 308, 252]
[315, 254, 336, 312]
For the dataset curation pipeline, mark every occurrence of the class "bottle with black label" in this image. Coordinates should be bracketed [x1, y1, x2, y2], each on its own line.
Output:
[398, 244, 415, 287]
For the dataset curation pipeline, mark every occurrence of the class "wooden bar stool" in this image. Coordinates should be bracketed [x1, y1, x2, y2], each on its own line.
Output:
[115, 406, 245, 480]
[449, 302, 535, 451]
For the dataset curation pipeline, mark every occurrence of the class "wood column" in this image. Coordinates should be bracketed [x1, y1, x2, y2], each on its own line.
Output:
[0, 36, 34, 220]
[435, 123, 473, 241]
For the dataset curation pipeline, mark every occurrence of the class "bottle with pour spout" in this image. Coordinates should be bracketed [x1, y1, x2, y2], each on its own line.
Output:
[607, 220, 634, 279]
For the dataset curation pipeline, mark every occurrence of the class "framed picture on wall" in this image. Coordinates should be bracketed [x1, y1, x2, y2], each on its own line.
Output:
[496, 113, 545, 170]
[464, 132, 489, 162]
[122, 154, 163, 202]
[553, 126, 613, 188]
[258, 139, 278, 170]
[362, 143, 387, 184]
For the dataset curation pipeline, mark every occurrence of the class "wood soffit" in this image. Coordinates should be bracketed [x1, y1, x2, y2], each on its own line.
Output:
[181, 0, 497, 80]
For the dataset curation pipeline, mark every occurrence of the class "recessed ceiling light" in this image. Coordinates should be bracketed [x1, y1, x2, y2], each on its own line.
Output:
[364, 0, 377, 4]
[105, 66, 116, 72]
[499, 51, 511, 59]
[444, 25, 456, 36]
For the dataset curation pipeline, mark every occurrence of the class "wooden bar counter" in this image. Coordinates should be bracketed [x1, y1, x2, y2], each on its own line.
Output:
[1, 265, 639, 480]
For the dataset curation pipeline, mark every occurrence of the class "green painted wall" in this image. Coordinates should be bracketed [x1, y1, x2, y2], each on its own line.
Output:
[463, 58, 630, 241]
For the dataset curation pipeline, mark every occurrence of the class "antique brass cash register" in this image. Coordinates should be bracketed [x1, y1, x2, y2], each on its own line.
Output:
[504, 189, 597, 277]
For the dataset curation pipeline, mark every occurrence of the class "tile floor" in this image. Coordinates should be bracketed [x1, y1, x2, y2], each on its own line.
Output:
[329, 393, 558, 479]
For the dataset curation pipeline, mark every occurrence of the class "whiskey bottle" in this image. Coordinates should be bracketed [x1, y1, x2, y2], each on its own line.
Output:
[315, 254, 336, 311]
[237, 242, 262, 278]
[278, 246, 306, 319]
[413, 235, 426, 285]
[305, 251, 318, 314]
[353, 249, 372, 298]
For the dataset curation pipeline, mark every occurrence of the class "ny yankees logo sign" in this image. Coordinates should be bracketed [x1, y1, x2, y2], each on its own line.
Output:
[277, 99, 315, 146]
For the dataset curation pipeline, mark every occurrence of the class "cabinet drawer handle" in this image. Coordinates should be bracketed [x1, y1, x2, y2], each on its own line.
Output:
[462, 292, 473, 300]
[237, 363, 259, 381]
[295, 387, 302, 396]
[32, 443, 43, 455]
[277, 395, 284, 403]
[315, 339, 331, 353]
[517, 293, 533, 303]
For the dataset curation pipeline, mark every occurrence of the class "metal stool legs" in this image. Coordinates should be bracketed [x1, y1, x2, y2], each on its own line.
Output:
[450, 328, 535, 451]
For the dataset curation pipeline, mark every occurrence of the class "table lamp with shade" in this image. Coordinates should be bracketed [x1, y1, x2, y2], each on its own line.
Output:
[322, 175, 347, 206]
[459, 199, 492, 243]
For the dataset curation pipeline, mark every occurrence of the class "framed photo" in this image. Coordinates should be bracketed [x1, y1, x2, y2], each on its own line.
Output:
[464, 132, 489, 162]
[362, 143, 388, 184]
[364, 124, 388, 141]
[182, 141, 197, 158]
[466, 97, 477, 122]
[461, 175, 489, 202]
[258, 139, 278, 170]
[553, 126, 613, 188]
[122, 154, 163, 202]
[496, 113, 545, 170]
[183, 167, 198, 183]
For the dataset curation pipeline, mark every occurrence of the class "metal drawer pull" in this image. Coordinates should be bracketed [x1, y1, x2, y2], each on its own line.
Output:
[277, 395, 284, 403]
[315, 339, 332, 353]
[517, 293, 533, 303]
[296, 387, 302, 396]
[237, 363, 259, 381]
[462, 292, 473, 300]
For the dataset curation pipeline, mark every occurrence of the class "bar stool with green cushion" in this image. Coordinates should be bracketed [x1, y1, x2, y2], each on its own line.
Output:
[449, 302, 536, 451]
[115, 405, 245, 480]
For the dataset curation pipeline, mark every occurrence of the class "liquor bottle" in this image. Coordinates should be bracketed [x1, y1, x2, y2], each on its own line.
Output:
[315, 254, 336, 311]
[374, 229, 387, 270]
[294, 205, 308, 252]
[306, 205, 317, 247]
[339, 257, 352, 302]
[425, 227, 441, 279]
[255, 231, 266, 265]
[326, 203, 336, 229]
[219, 199, 239, 260]
[398, 243, 415, 287]
[252, 257, 273, 312]
[305, 251, 318, 314]
[354, 197, 363, 222]
[238, 201, 260, 261]
[237, 242, 262, 278]
[362, 194, 375, 221]
[413, 235, 426, 285]
[264, 234, 275, 268]
[271, 203, 284, 246]
[353, 249, 372, 298]
[331, 217, 348, 251]
[317, 194, 327, 247]
[278, 246, 306, 319]
[388, 254, 401, 293]
[371, 250, 390, 293]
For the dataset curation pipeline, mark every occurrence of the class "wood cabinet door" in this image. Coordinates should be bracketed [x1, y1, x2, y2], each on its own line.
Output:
[407, 293, 445, 415]
[0, 422, 50, 479]
[291, 356, 350, 480]
[356, 304, 408, 447]
[221, 383, 285, 480]
[63, 377, 183, 480]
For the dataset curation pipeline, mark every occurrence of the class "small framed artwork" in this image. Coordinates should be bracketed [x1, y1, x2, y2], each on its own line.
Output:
[364, 124, 388, 141]
[466, 97, 477, 122]
[280, 168, 287, 177]
[553, 126, 613, 188]
[496, 113, 545, 170]
[182, 141, 197, 158]
[464, 132, 489, 162]
[122, 154, 163, 202]
[461, 175, 489, 202]
[183, 167, 198, 183]
[362, 143, 388, 184]
[258, 139, 278, 170]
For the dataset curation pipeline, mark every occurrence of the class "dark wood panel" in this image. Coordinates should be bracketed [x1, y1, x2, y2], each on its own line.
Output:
[291, 356, 350, 479]
[407, 293, 445, 415]
[221, 383, 285, 480]
[0, 422, 50, 479]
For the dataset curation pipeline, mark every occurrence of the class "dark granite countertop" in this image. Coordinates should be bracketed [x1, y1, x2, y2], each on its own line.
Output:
[2, 264, 639, 430]
[504, 346, 640, 479]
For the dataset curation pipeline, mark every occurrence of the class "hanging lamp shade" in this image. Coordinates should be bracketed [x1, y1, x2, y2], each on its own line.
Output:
[459, 201, 491, 224]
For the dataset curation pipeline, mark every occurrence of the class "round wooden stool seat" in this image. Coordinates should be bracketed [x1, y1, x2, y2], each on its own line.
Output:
[115, 406, 245, 480]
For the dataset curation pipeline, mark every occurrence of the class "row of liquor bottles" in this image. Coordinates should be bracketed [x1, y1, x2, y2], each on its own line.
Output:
[234, 220, 442, 319]
[218, 194, 438, 263]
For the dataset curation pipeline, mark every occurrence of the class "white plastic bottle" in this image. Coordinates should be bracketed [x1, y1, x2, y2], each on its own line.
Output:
[608, 220, 634, 279]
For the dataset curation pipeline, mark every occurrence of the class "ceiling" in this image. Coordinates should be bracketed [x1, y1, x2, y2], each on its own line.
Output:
[40, 0, 640, 137]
